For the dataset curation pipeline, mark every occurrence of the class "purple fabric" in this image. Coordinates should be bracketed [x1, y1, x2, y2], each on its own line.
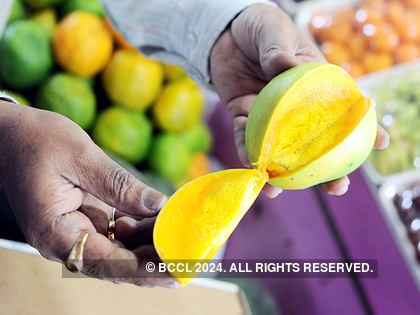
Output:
[208, 101, 420, 314]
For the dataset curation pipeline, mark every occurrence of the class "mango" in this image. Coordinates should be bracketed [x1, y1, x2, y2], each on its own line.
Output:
[153, 62, 377, 286]
[246, 62, 377, 189]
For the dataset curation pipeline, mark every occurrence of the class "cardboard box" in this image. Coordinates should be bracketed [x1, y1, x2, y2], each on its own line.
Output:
[0, 240, 251, 315]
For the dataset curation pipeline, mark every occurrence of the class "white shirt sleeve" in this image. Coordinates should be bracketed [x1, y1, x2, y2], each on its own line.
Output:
[99, 0, 277, 90]
[0, 0, 14, 40]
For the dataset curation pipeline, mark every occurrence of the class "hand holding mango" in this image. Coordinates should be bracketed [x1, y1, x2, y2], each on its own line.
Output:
[155, 4, 390, 287]
[210, 4, 389, 196]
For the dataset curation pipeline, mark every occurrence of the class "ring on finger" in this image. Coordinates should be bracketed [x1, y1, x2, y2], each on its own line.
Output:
[108, 207, 116, 240]
[65, 231, 90, 273]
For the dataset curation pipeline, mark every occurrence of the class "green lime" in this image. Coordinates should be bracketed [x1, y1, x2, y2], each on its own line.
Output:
[148, 133, 192, 184]
[92, 107, 152, 164]
[179, 122, 213, 153]
[62, 0, 104, 16]
[7, 0, 26, 24]
[23, 0, 65, 10]
[0, 20, 53, 89]
[35, 73, 96, 130]
[3, 91, 31, 106]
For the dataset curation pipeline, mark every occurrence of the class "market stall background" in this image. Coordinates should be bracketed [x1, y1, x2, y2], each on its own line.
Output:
[2, 0, 420, 314]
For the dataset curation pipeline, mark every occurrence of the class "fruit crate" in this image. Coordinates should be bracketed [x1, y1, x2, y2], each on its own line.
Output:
[294, 0, 420, 79]
[378, 169, 420, 293]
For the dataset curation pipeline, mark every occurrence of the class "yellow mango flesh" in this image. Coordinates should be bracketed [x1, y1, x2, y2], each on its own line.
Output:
[246, 63, 377, 189]
[153, 169, 268, 287]
[268, 97, 376, 189]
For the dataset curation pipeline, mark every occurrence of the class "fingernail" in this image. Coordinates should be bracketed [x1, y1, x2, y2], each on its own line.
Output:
[141, 189, 168, 212]
[171, 281, 180, 289]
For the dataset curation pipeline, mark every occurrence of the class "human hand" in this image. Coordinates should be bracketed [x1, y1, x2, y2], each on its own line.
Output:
[0, 101, 178, 288]
[210, 4, 389, 197]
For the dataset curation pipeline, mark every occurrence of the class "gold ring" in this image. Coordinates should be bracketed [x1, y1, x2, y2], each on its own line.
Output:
[108, 207, 116, 240]
[65, 231, 89, 273]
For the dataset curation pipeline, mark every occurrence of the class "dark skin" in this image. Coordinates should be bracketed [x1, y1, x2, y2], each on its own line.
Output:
[0, 4, 389, 289]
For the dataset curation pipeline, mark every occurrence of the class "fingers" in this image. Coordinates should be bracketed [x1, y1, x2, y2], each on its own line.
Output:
[80, 233, 179, 289]
[114, 216, 156, 249]
[319, 176, 350, 196]
[374, 124, 390, 150]
[74, 149, 168, 217]
[262, 184, 283, 198]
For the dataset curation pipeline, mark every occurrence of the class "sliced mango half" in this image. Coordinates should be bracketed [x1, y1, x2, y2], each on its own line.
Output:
[246, 62, 377, 189]
[154, 169, 267, 286]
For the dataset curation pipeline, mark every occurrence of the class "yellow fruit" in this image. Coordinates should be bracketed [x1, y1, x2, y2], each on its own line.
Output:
[154, 169, 268, 286]
[152, 79, 205, 132]
[102, 49, 164, 110]
[245, 62, 377, 189]
[52, 11, 113, 78]
[154, 62, 377, 286]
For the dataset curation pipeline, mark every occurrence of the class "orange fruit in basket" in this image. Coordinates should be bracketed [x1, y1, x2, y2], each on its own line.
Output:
[348, 33, 368, 57]
[354, 6, 386, 31]
[52, 11, 113, 77]
[103, 17, 136, 50]
[394, 42, 420, 64]
[321, 41, 351, 66]
[323, 20, 353, 44]
[405, 0, 420, 8]
[308, 12, 333, 43]
[368, 22, 400, 52]
[102, 49, 164, 110]
[387, 1, 406, 26]
[394, 14, 420, 44]
[333, 8, 355, 25]
[362, 51, 393, 72]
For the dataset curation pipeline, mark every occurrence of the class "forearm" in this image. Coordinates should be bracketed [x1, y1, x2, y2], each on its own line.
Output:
[99, 0, 276, 89]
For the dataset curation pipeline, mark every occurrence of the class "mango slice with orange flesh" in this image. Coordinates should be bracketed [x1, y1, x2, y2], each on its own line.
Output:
[154, 62, 377, 286]
[154, 169, 268, 286]
[246, 62, 377, 189]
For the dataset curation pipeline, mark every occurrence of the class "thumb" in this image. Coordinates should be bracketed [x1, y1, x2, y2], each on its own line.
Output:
[232, 4, 299, 78]
[253, 9, 299, 77]
[74, 149, 167, 217]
